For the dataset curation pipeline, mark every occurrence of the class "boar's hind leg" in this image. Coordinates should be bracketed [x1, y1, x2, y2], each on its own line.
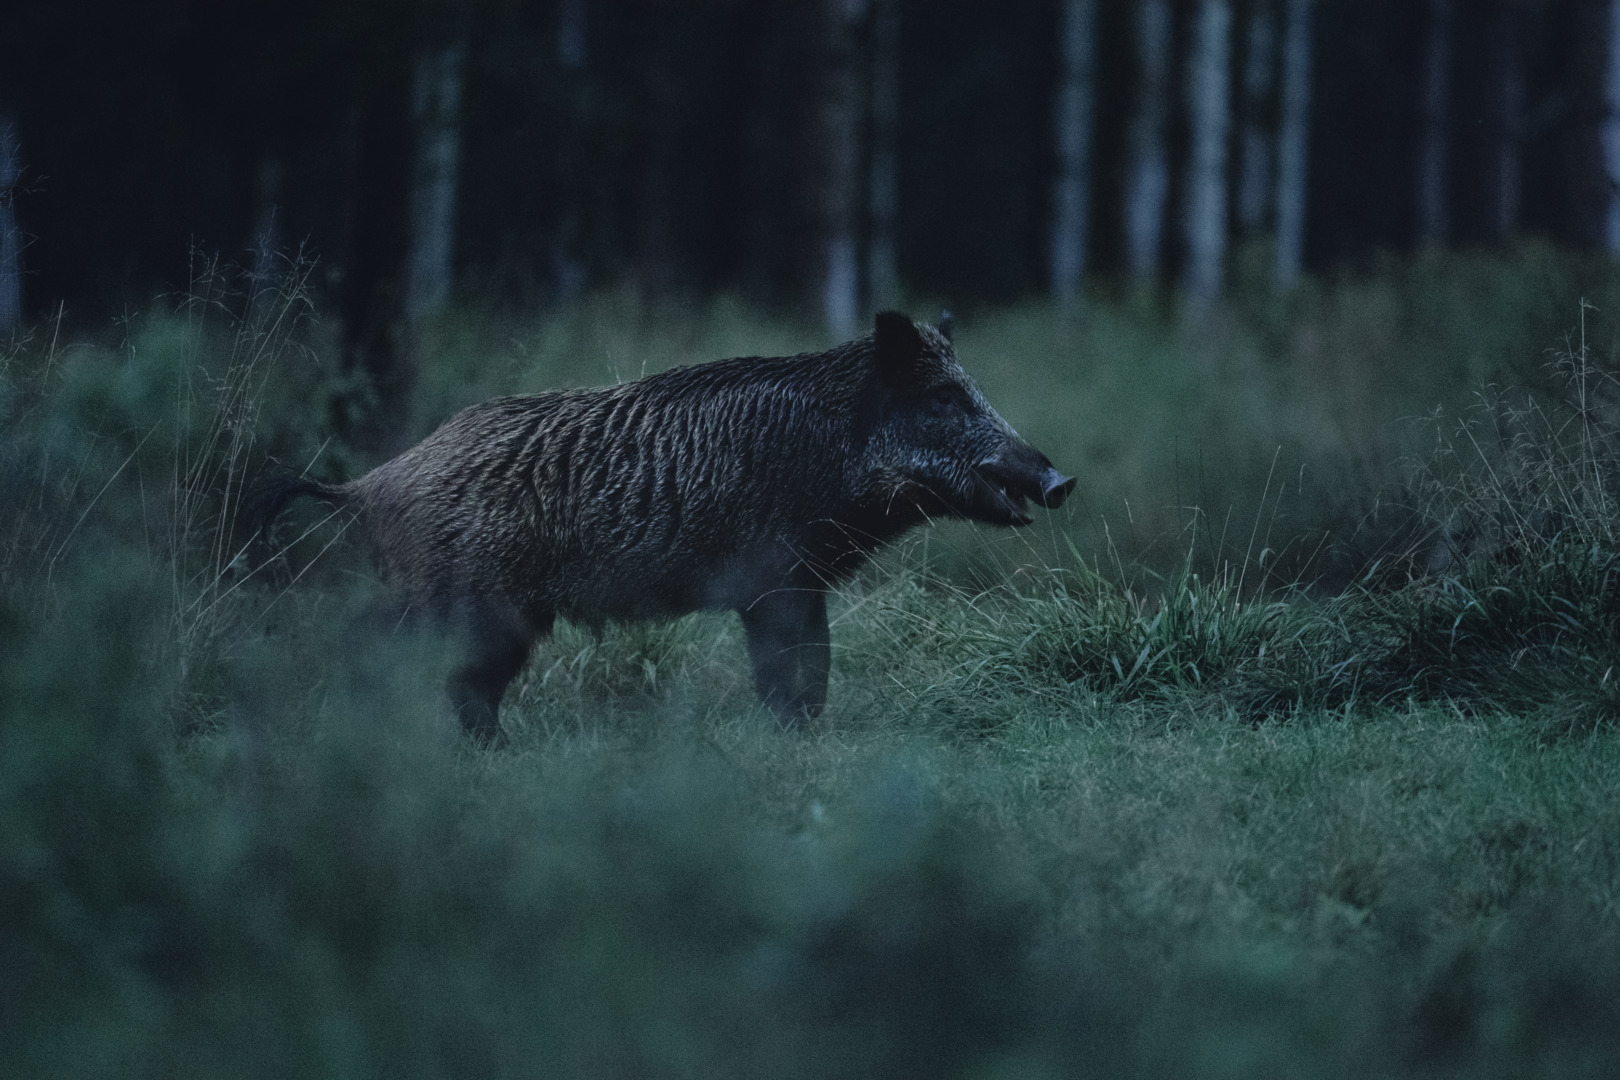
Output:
[741, 588, 830, 729]
[448, 607, 541, 747]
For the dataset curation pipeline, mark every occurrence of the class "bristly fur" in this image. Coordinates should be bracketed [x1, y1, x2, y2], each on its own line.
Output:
[247, 312, 1073, 743]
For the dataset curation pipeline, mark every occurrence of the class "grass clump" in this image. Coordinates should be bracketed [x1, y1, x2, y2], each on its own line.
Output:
[899, 307, 1620, 729]
[0, 254, 332, 733]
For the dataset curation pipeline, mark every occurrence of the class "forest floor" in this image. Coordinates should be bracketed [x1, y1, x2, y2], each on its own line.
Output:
[5, 249, 1620, 1077]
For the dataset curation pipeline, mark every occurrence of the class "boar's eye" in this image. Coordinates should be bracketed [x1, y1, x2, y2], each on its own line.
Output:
[926, 384, 971, 416]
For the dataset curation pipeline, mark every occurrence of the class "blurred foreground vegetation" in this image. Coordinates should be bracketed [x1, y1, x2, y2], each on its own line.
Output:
[4, 250, 1620, 1077]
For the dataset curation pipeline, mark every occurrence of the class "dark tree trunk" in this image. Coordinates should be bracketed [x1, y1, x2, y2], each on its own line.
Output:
[731, 9, 796, 305]
[1604, 0, 1620, 251]
[552, 0, 588, 298]
[1454, 1, 1524, 245]
[558, 0, 586, 70]
[1417, 0, 1454, 246]
[1237, 0, 1277, 235]
[634, 31, 681, 297]
[1488, 1, 1526, 242]
[337, 66, 415, 457]
[247, 153, 286, 297]
[0, 116, 21, 334]
[1556, 0, 1612, 251]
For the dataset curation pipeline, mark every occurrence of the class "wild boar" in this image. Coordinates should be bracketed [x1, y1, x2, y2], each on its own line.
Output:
[249, 312, 1074, 743]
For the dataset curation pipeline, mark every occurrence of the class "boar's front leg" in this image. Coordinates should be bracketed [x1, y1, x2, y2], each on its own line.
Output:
[740, 587, 830, 729]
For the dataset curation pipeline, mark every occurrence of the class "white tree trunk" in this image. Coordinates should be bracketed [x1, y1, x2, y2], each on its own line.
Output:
[0, 118, 21, 334]
[819, 0, 867, 341]
[1237, 0, 1277, 233]
[1049, 0, 1097, 313]
[1183, 0, 1233, 308]
[866, 0, 900, 311]
[1275, 0, 1313, 287]
[404, 32, 467, 331]
[1417, 0, 1453, 246]
[1125, 0, 1173, 283]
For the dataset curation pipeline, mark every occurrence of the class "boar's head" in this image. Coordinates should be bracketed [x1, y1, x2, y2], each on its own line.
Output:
[862, 311, 1074, 527]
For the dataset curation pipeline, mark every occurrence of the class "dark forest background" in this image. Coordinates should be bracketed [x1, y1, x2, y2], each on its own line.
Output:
[6, 0, 1620, 472]
[6, 0, 1620, 577]
[2, 0, 1619, 448]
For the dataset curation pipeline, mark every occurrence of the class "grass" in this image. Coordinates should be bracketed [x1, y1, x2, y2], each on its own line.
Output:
[5, 249, 1620, 1076]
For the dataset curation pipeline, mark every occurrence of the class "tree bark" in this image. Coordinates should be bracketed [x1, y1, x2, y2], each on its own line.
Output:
[634, 86, 677, 296]
[1606, 0, 1620, 250]
[1486, 1, 1524, 242]
[337, 63, 413, 457]
[248, 153, 285, 301]
[733, 9, 797, 305]
[1452, 1, 1522, 246]
[1125, 0, 1173, 284]
[557, 0, 586, 71]
[1050, 0, 1097, 313]
[866, 0, 900, 311]
[817, 0, 866, 341]
[1600, 0, 1620, 250]
[1417, 0, 1454, 246]
[552, 0, 587, 298]
[404, 29, 467, 332]
[0, 116, 21, 334]
[1183, 0, 1233, 309]
[1275, 0, 1313, 286]
[1237, 0, 1277, 234]
[1562, 0, 1611, 251]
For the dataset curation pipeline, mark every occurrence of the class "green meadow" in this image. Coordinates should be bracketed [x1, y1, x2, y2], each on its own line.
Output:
[5, 248, 1620, 1077]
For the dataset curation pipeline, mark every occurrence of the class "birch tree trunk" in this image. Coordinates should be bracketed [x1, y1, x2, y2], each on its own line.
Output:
[1274, 0, 1313, 287]
[1049, 0, 1097, 313]
[866, 0, 900, 311]
[404, 29, 467, 332]
[817, 0, 866, 341]
[1417, 0, 1453, 246]
[0, 118, 21, 334]
[1183, 0, 1233, 309]
[1125, 0, 1173, 284]
[1237, 0, 1277, 234]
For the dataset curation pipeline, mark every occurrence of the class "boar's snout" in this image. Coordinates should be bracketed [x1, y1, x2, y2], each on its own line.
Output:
[1038, 467, 1076, 509]
[971, 448, 1075, 526]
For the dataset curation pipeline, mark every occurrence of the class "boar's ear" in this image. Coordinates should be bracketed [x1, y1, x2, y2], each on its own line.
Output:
[873, 310, 924, 387]
[939, 309, 953, 343]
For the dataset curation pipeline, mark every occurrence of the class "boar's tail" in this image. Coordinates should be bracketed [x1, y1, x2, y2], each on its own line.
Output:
[243, 464, 349, 551]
